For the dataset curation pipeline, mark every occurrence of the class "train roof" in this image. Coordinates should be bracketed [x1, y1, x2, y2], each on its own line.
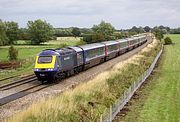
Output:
[68, 46, 83, 52]
[101, 41, 119, 46]
[55, 48, 75, 55]
[117, 39, 128, 43]
[78, 43, 105, 51]
[39, 49, 59, 56]
[126, 37, 135, 41]
[133, 36, 139, 40]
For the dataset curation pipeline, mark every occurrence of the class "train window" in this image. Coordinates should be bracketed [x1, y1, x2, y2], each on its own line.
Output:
[120, 42, 127, 48]
[108, 45, 118, 52]
[38, 56, 52, 63]
[86, 47, 104, 60]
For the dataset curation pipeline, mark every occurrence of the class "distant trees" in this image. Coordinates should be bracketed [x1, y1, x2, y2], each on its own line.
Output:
[170, 28, 180, 34]
[83, 21, 116, 43]
[92, 21, 115, 41]
[144, 26, 151, 32]
[5, 21, 19, 44]
[129, 26, 145, 34]
[1, 18, 180, 46]
[27, 19, 53, 44]
[0, 20, 19, 45]
[0, 20, 8, 45]
[153, 27, 164, 41]
[54, 28, 73, 37]
[18, 28, 31, 40]
[72, 27, 81, 37]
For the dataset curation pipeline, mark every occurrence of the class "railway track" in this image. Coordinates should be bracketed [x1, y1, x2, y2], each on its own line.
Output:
[0, 74, 48, 106]
[0, 83, 49, 106]
[0, 74, 36, 90]
[0, 73, 34, 82]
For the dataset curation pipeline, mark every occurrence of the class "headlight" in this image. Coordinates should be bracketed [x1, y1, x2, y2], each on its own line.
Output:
[47, 68, 54, 71]
[34, 68, 39, 71]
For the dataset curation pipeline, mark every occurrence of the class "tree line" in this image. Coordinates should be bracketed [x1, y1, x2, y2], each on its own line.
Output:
[0, 19, 53, 45]
[1, 19, 179, 46]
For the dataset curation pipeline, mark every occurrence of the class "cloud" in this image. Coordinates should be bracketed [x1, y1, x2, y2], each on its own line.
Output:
[0, 0, 180, 28]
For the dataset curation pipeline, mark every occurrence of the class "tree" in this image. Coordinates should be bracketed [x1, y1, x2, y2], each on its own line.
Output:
[131, 26, 138, 33]
[164, 37, 173, 45]
[153, 27, 164, 41]
[130, 26, 144, 34]
[139, 26, 145, 33]
[8, 45, 18, 61]
[82, 34, 93, 44]
[18, 28, 31, 40]
[92, 33, 106, 42]
[92, 21, 115, 41]
[0, 20, 8, 45]
[27, 19, 53, 44]
[5, 21, 19, 44]
[144, 26, 151, 32]
[72, 27, 81, 37]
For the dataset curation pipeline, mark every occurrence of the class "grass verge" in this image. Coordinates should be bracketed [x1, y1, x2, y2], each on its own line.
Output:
[114, 34, 180, 122]
[7, 39, 162, 122]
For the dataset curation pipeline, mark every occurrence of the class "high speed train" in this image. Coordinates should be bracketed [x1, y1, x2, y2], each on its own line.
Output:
[34, 33, 151, 83]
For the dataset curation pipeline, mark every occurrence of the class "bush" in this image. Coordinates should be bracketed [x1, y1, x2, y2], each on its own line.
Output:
[76, 38, 87, 46]
[91, 33, 106, 42]
[82, 34, 93, 44]
[58, 43, 68, 48]
[8, 45, 18, 61]
[164, 37, 173, 45]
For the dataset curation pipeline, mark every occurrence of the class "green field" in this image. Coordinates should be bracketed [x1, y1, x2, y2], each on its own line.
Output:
[43, 37, 82, 46]
[0, 46, 52, 61]
[0, 37, 81, 61]
[119, 34, 180, 122]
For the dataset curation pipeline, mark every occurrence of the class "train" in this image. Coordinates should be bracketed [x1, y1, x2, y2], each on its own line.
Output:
[34, 33, 151, 83]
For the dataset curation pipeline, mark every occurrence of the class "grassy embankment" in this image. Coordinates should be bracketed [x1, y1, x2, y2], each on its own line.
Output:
[116, 34, 180, 122]
[0, 37, 81, 83]
[8, 39, 162, 122]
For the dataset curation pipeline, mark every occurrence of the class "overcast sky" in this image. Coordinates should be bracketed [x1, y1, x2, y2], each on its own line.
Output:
[0, 0, 180, 29]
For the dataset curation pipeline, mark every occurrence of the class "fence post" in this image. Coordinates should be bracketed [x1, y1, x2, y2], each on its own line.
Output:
[134, 81, 136, 90]
[110, 105, 112, 122]
[100, 115, 103, 122]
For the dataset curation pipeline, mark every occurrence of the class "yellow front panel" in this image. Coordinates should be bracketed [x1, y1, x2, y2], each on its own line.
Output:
[35, 56, 56, 69]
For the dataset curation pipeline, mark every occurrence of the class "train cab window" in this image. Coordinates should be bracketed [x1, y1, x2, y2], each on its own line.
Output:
[38, 56, 52, 63]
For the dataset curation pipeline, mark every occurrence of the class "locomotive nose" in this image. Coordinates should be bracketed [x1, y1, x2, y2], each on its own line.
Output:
[34, 55, 56, 69]
[34, 55, 57, 82]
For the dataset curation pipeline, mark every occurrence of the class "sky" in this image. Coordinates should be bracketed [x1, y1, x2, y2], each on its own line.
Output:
[0, 0, 180, 29]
